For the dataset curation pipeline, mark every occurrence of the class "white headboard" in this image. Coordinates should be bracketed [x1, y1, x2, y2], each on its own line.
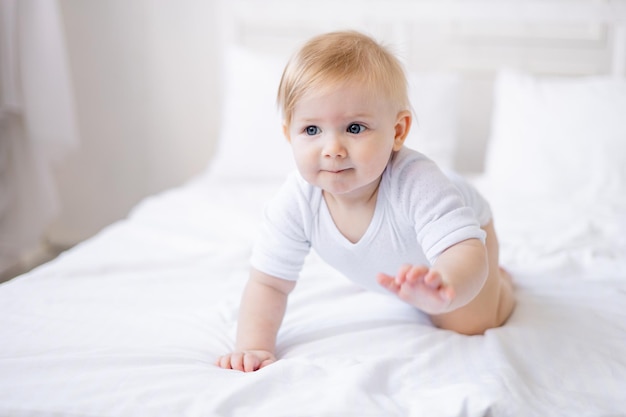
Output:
[217, 0, 626, 172]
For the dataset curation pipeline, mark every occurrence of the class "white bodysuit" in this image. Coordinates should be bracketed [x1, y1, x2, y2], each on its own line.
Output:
[250, 147, 491, 294]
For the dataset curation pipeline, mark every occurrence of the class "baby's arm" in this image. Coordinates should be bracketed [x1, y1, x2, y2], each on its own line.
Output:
[216, 267, 296, 372]
[377, 238, 488, 315]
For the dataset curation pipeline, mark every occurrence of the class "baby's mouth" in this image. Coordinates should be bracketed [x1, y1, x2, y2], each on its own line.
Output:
[324, 167, 350, 174]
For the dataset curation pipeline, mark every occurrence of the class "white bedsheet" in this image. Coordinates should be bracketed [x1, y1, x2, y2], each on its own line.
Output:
[1, 174, 625, 417]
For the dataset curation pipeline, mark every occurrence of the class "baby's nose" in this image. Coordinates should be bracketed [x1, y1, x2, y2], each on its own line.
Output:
[322, 134, 347, 158]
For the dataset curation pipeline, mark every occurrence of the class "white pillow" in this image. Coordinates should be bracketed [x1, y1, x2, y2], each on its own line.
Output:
[405, 72, 460, 170]
[210, 46, 460, 179]
[485, 69, 626, 200]
[209, 46, 295, 180]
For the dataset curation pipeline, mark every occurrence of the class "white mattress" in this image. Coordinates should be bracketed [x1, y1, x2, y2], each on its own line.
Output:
[1, 174, 625, 417]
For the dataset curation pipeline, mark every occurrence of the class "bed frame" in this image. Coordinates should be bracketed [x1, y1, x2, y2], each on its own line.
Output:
[217, 0, 626, 172]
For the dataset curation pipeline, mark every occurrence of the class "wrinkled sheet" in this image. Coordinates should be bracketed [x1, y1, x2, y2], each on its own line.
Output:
[1, 175, 625, 417]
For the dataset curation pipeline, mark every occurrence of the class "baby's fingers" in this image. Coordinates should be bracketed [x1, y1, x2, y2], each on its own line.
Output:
[227, 352, 246, 371]
[217, 352, 253, 372]
[405, 265, 430, 284]
[441, 285, 455, 301]
[243, 353, 262, 372]
[423, 270, 443, 288]
[377, 272, 400, 293]
[424, 271, 455, 301]
[259, 358, 276, 370]
[216, 353, 237, 370]
[217, 350, 276, 372]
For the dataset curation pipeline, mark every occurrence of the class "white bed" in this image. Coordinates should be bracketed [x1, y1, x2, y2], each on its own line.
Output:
[2, 1, 626, 416]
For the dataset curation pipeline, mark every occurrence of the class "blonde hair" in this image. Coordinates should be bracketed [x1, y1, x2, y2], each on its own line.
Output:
[277, 30, 409, 125]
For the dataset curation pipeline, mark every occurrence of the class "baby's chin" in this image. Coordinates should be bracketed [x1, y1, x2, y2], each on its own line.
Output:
[320, 176, 384, 199]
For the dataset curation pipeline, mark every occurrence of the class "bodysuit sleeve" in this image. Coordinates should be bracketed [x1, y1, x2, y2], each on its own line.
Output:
[393, 151, 486, 265]
[249, 172, 312, 281]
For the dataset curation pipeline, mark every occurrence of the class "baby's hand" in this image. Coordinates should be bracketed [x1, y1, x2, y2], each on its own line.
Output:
[377, 265, 455, 315]
[216, 350, 276, 372]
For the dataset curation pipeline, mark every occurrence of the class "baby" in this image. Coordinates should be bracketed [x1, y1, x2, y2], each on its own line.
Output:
[217, 30, 515, 372]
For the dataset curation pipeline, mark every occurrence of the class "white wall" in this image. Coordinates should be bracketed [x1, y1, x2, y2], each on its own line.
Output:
[48, 0, 221, 246]
[46, 0, 619, 250]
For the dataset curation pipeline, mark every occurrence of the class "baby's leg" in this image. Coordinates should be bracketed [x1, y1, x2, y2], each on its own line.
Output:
[430, 220, 515, 335]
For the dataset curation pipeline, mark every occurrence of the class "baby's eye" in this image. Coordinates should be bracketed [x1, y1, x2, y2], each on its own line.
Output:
[305, 126, 320, 136]
[347, 123, 366, 134]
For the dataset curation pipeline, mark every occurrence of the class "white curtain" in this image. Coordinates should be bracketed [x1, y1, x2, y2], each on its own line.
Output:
[0, 0, 78, 271]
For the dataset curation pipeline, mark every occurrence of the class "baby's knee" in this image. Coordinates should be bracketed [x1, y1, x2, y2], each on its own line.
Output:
[431, 279, 515, 335]
[495, 278, 516, 325]
[431, 312, 499, 336]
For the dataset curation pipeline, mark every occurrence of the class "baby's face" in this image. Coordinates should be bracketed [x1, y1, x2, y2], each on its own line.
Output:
[284, 82, 408, 201]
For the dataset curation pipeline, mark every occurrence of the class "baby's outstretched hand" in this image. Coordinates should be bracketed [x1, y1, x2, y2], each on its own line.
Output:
[216, 350, 276, 372]
[377, 265, 455, 315]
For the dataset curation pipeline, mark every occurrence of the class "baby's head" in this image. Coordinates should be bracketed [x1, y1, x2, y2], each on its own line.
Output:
[277, 31, 410, 127]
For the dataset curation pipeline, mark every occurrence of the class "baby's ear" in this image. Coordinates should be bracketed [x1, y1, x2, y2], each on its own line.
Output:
[282, 123, 291, 143]
[393, 110, 411, 151]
